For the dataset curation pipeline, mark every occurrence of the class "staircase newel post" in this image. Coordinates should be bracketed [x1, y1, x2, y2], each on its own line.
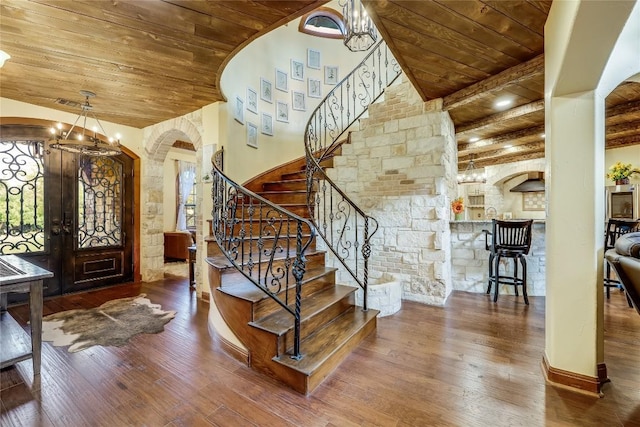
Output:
[362, 218, 370, 311]
[291, 219, 306, 360]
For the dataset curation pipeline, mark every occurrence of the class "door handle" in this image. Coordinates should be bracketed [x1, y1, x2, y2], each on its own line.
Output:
[63, 211, 72, 235]
[51, 219, 61, 235]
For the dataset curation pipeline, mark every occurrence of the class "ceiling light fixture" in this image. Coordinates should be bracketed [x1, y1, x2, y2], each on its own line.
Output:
[0, 50, 11, 68]
[469, 137, 480, 142]
[541, 133, 546, 138]
[341, 0, 377, 52]
[457, 155, 487, 184]
[49, 90, 122, 157]
[495, 99, 512, 108]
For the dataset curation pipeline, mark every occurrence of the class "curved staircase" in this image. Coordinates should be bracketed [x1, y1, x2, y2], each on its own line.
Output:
[206, 149, 378, 394]
[207, 40, 401, 394]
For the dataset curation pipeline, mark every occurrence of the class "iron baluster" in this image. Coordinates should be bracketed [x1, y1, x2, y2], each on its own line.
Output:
[304, 40, 401, 302]
[210, 149, 315, 360]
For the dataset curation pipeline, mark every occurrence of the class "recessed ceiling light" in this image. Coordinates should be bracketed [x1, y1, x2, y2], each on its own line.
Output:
[495, 99, 512, 108]
[541, 133, 546, 138]
[504, 144, 513, 148]
[469, 137, 480, 142]
[0, 50, 10, 68]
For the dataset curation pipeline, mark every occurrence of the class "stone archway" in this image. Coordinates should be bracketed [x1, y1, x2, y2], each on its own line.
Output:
[140, 114, 203, 282]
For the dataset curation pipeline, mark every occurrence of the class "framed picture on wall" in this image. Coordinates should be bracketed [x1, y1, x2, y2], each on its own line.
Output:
[260, 77, 272, 103]
[307, 48, 321, 69]
[308, 78, 321, 98]
[292, 91, 306, 111]
[291, 59, 304, 81]
[324, 65, 339, 85]
[261, 113, 273, 136]
[246, 122, 258, 148]
[246, 87, 258, 114]
[276, 101, 289, 123]
[275, 68, 288, 92]
[234, 96, 244, 124]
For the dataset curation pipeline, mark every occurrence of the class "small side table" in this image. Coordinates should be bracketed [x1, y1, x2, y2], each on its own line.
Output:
[188, 245, 196, 288]
[0, 255, 54, 388]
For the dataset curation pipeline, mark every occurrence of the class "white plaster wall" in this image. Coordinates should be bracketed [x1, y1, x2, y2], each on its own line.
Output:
[545, 0, 640, 381]
[219, 3, 369, 185]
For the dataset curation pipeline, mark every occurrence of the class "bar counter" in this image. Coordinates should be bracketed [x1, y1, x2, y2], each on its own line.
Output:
[450, 220, 546, 296]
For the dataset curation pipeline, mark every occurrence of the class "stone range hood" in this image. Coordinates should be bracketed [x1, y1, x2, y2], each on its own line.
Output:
[510, 172, 545, 192]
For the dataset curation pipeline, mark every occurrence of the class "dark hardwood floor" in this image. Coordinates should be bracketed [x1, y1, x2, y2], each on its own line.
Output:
[1, 275, 639, 426]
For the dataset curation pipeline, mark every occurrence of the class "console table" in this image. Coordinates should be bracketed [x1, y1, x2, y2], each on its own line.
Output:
[0, 255, 53, 386]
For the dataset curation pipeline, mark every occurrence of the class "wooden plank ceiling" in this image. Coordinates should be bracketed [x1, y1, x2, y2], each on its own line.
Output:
[0, 0, 325, 128]
[363, 0, 640, 170]
[1, 0, 639, 169]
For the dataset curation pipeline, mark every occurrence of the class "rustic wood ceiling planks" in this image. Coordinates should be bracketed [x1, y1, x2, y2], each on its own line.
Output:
[1, 0, 639, 169]
[0, 0, 324, 128]
[365, 0, 640, 170]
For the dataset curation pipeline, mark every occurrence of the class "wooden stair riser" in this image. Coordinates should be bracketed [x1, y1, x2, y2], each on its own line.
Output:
[258, 191, 308, 205]
[211, 220, 314, 240]
[224, 205, 312, 219]
[207, 236, 316, 258]
[252, 269, 337, 320]
[218, 251, 327, 285]
[262, 180, 315, 192]
[212, 284, 317, 394]
[274, 292, 355, 356]
[281, 171, 307, 181]
[305, 313, 377, 392]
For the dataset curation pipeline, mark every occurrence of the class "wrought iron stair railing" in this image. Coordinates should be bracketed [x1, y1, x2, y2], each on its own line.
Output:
[211, 147, 315, 360]
[304, 40, 402, 309]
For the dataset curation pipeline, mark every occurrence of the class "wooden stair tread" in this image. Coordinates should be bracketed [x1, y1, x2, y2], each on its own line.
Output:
[273, 307, 378, 375]
[215, 266, 337, 302]
[250, 284, 357, 335]
[205, 248, 324, 270]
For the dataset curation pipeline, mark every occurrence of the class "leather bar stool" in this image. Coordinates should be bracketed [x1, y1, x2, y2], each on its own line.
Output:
[483, 219, 533, 304]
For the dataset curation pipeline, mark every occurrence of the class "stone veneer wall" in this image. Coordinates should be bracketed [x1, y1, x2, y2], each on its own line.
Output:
[323, 78, 458, 306]
[450, 221, 546, 296]
[141, 112, 203, 282]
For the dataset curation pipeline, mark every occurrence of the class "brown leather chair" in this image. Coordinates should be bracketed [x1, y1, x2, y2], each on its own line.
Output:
[605, 232, 640, 315]
[164, 231, 195, 261]
[604, 219, 640, 304]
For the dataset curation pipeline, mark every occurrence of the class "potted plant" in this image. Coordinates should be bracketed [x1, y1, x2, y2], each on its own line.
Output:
[607, 162, 640, 185]
[451, 197, 465, 220]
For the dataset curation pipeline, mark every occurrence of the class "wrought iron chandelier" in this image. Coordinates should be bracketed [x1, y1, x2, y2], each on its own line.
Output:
[457, 155, 487, 184]
[49, 90, 122, 157]
[341, 0, 377, 52]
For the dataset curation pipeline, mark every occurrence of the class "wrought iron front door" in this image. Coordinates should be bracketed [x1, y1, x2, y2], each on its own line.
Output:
[0, 126, 133, 297]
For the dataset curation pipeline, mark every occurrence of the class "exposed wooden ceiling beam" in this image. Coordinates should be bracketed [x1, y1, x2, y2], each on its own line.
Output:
[606, 99, 640, 117]
[455, 99, 544, 135]
[606, 119, 640, 136]
[457, 124, 545, 153]
[462, 149, 546, 169]
[459, 141, 545, 167]
[443, 54, 544, 111]
[607, 134, 640, 149]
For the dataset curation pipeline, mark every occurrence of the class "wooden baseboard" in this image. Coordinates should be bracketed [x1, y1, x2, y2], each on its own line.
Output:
[207, 320, 250, 366]
[541, 355, 607, 397]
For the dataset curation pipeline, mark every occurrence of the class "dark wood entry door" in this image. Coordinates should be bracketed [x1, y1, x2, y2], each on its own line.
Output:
[0, 131, 134, 298]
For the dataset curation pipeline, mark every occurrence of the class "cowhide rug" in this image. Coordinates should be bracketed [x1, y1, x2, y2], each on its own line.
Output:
[42, 294, 176, 353]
